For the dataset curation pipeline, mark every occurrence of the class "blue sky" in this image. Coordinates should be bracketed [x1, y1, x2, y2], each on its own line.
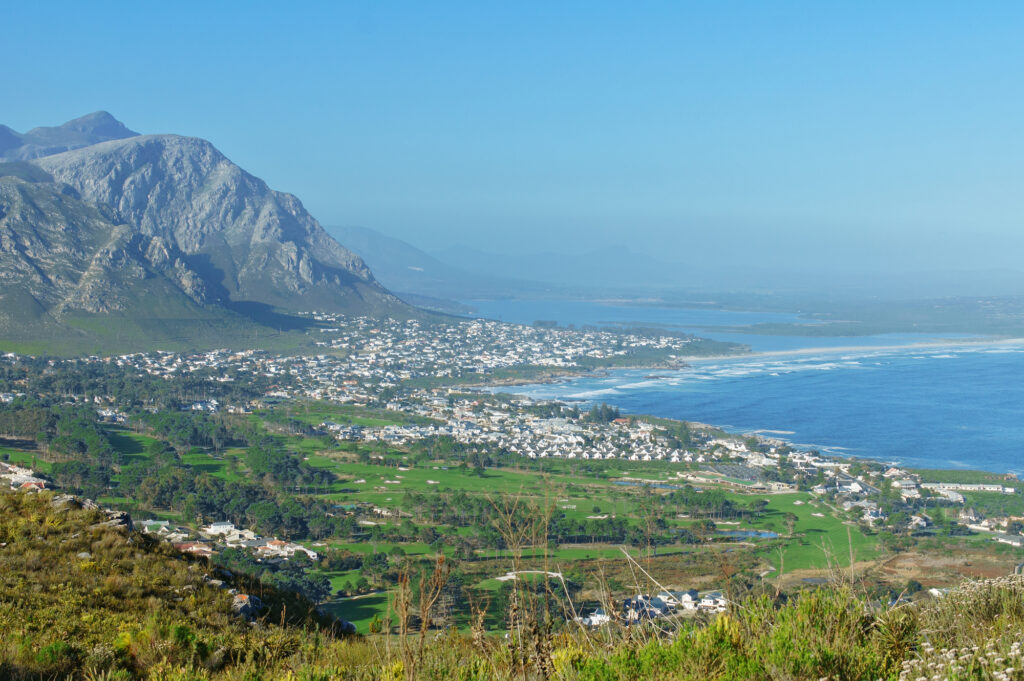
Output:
[4, 1, 1024, 285]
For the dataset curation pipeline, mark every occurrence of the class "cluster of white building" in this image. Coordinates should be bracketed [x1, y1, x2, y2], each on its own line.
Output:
[579, 590, 728, 626]
[0, 461, 47, 491]
[337, 394, 730, 465]
[140, 519, 318, 562]
[43, 313, 698, 413]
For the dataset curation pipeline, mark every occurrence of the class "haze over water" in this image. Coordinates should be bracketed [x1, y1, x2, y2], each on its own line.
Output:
[474, 299, 1024, 474]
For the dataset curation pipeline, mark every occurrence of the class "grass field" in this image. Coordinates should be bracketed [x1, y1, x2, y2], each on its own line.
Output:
[314, 568, 364, 593]
[319, 592, 393, 632]
[909, 468, 1023, 488]
[180, 447, 248, 482]
[960, 491, 1024, 517]
[297, 446, 882, 575]
[260, 401, 437, 429]
[0, 447, 51, 474]
[747, 493, 881, 572]
[106, 428, 159, 465]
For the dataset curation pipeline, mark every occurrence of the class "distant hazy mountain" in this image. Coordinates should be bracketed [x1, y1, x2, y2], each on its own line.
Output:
[0, 113, 410, 352]
[0, 111, 139, 161]
[330, 225, 548, 303]
[330, 227, 724, 303]
[431, 244, 697, 293]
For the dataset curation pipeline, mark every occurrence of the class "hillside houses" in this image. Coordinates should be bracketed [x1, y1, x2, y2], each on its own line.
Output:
[137, 520, 319, 563]
[342, 402, 703, 465]
[0, 462, 48, 491]
[580, 589, 725, 627]
[78, 314, 693, 410]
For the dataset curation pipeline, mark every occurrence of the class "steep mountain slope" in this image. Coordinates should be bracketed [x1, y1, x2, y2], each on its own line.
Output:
[32, 134, 404, 316]
[0, 113, 416, 352]
[0, 111, 139, 161]
[0, 168, 266, 349]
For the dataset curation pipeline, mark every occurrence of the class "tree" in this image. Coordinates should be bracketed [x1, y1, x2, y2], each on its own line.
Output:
[586, 403, 620, 423]
[692, 519, 717, 543]
[245, 500, 280, 532]
[286, 551, 313, 572]
[265, 570, 331, 604]
[888, 511, 910, 535]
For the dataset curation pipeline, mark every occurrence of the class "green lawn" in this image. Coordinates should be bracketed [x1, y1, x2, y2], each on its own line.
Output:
[319, 592, 393, 632]
[909, 468, 1023, 489]
[310, 458, 600, 506]
[106, 428, 159, 465]
[260, 401, 436, 429]
[747, 493, 881, 572]
[179, 448, 248, 482]
[96, 495, 135, 506]
[959, 491, 1024, 517]
[313, 568, 364, 594]
[0, 447, 51, 474]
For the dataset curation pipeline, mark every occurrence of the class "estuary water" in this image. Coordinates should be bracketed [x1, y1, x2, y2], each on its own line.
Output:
[467, 299, 1024, 474]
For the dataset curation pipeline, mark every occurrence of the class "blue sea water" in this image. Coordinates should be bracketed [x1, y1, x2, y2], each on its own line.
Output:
[465, 298, 981, 352]
[469, 299, 1024, 474]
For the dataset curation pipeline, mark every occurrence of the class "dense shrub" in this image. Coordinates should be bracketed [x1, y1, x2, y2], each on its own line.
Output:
[4, 490, 1024, 680]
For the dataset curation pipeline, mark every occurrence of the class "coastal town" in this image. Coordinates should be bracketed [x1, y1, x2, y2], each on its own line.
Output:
[3, 311, 1022, 542]
[2, 313, 1023, 633]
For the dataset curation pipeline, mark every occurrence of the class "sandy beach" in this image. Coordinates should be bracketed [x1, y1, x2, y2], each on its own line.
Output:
[679, 336, 1024, 363]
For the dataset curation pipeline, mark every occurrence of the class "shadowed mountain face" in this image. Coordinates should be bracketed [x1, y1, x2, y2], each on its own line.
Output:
[0, 113, 412, 351]
[0, 171, 209, 310]
[33, 134, 399, 313]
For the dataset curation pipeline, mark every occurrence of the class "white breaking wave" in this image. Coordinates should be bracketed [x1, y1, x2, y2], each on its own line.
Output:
[567, 388, 620, 399]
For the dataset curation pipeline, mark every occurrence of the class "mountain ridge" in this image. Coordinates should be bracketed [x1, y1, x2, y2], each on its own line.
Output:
[32, 134, 393, 310]
[0, 111, 139, 161]
[0, 114, 414, 353]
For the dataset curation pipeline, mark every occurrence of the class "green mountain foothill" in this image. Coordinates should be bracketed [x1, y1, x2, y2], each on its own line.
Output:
[0, 490, 349, 681]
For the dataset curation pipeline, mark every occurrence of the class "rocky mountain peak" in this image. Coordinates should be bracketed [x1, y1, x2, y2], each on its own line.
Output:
[0, 113, 412, 350]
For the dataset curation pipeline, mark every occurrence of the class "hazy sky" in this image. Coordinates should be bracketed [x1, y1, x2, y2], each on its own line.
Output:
[4, 1, 1024, 282]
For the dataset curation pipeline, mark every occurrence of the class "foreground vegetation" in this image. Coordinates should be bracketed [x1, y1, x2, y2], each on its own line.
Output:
[4, 352, 1024, 680]
[3, 490, 1024, 680]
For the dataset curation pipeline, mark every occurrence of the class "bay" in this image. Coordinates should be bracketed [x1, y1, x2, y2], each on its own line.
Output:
[468, 299, 1024, 474]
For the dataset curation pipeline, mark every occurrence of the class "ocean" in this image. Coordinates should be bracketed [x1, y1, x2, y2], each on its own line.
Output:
[466, 299, 1024, 474]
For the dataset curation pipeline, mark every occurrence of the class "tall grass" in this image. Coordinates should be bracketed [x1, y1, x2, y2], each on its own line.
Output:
[4, 490, 1024, 680]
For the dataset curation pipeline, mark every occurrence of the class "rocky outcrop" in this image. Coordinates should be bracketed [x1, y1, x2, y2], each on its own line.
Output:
[0, 175, 213, 320]
[49, 493, 133, 531]
[32, 133, 401, 314]
[91, 509, 133, 532]
[232, 593, 264, 618]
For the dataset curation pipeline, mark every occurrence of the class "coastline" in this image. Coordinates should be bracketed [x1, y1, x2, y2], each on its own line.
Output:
[473, 336, 1024, 390]
[677, 336, 1024, 363]
[466, 335, 1024, 477]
